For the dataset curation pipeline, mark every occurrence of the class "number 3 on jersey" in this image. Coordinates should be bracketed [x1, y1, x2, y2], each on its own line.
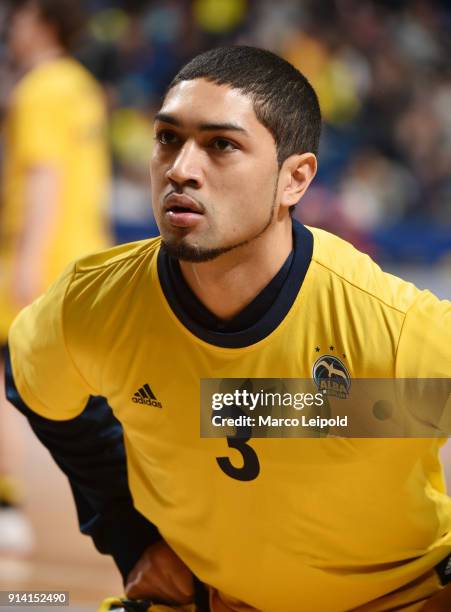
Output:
[215, 382, 260, 481]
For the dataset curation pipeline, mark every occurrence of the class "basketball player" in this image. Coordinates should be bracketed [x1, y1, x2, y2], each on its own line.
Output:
[0, 0, 110, 552]
[5, 46, 451, 611]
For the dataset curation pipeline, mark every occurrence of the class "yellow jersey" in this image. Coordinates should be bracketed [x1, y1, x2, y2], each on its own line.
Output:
[8, 222, 451, 611]
[0, 56, 110, 340]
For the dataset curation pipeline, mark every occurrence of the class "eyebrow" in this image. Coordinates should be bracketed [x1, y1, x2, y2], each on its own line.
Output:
[154, 112, 248, 135]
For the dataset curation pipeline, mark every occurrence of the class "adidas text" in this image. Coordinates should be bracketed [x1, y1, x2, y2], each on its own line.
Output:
[132, 396, 162, 408]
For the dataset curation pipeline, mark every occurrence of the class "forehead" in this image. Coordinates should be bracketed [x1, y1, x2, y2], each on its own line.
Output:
[157, 78, 259, 129]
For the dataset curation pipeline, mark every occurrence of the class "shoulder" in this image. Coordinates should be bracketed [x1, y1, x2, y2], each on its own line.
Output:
[69, 237, 161, 285]
[60, 238, 161, 319]
[11, 237, 161, 329]
[307, 225, 420, 315]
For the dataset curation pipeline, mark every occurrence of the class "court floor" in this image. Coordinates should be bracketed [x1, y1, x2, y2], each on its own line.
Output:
[0, 408, 122, 611]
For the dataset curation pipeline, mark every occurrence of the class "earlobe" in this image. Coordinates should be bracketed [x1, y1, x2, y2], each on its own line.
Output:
[281, 153, 317, 208]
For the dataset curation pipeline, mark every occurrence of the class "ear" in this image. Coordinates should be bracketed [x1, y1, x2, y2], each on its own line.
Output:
[278, 153, 317, 211]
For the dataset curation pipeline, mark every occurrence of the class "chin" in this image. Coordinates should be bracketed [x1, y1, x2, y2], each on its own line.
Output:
[161, 238, 234, 263]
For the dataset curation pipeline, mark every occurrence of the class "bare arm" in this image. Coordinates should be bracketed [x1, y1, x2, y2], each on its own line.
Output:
[11, 164, 59, 307]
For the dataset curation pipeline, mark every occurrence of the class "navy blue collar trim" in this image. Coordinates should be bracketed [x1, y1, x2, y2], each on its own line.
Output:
[157, 220, 313, 348]
[166, 247, 294, 333]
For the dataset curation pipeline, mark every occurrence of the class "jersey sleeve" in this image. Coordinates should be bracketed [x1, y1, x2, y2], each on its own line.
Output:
[8, 265, 94, 420]
[4, 355, 161, 581]
[395, 290, 451, 433]
[396, 290, 451, 378]
[12, 89, 66, 166]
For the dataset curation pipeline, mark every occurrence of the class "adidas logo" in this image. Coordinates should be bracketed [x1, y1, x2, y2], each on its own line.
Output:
[132, 383, 162, 408]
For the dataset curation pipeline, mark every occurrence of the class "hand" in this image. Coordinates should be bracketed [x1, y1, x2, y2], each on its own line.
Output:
[125, 540, 194, 605]
[419, 584, 451, 611]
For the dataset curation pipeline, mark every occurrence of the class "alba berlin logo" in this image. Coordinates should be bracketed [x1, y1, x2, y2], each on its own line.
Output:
[132, 383, 162, 408]
[312, 355, 351, 399]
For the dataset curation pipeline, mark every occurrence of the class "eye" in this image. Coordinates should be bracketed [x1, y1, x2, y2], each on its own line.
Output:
[155, 129, 179, 145]
[210, 138, 237, 152]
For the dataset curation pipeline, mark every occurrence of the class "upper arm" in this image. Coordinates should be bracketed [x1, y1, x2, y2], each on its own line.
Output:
[396, 290, 451, 378]
[395, 290, 451, 433]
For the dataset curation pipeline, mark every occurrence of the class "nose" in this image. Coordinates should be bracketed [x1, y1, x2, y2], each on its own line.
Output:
[165, 140, 203, 189]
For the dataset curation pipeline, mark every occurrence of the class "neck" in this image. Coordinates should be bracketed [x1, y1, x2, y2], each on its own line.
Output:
[179, 218, 293, 321]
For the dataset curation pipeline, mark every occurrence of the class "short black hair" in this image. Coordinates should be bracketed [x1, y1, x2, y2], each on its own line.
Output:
[9, 0, 86, 50]
[167, 46, 321, 167]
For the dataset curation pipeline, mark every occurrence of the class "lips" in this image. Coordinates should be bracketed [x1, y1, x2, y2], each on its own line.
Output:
[164, 193, 204, 215]
[163, 193, 205, 229]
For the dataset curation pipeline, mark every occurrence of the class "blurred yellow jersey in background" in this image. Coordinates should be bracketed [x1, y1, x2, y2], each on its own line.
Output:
[0, 56, 110, 342]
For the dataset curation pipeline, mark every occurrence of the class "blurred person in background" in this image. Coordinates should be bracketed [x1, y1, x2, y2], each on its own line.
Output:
[0, 0, 111, 553]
